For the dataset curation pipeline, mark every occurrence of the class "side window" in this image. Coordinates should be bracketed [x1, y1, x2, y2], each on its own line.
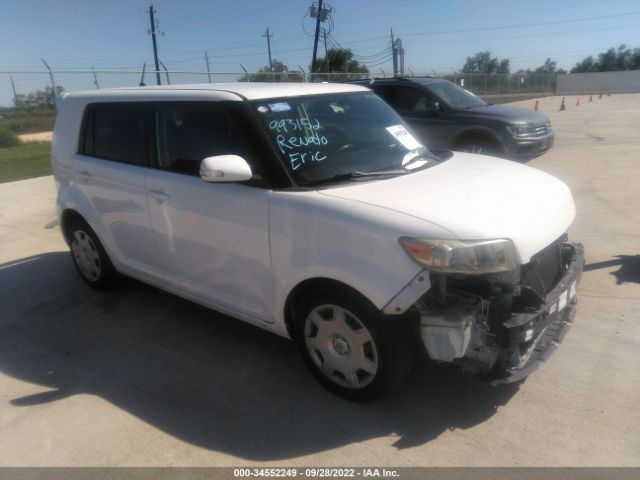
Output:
[81, 104, 151, 165]
[380, 86, 432, 114]
[157, 103, 254, 177]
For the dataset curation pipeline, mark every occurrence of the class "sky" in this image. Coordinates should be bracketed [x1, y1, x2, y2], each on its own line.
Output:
[0, 0, 639, 101]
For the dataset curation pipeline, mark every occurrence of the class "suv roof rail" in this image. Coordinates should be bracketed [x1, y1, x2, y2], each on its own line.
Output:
[347, 75, 439, 83]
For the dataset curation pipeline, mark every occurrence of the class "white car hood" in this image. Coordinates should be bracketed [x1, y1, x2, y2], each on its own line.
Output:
[318, 152, 576, 263]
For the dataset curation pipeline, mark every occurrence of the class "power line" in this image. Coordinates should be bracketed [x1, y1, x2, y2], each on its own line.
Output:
[163, 0, 265, 26]
[402, 10, 640, 38]
[164, 0, 294, 31]
[408, 21, 640, 46]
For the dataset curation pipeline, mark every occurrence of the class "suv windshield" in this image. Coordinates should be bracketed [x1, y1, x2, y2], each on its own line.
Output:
[252, 92, 434, 186]
[419, 81, 488, 110]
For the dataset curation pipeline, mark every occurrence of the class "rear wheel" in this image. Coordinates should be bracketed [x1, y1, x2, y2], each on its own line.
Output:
[67, 219, 117, 289]
[293, 288, 414, 401]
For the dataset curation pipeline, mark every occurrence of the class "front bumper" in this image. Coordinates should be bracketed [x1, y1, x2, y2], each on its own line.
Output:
[491, 242, 584, 383]
[416, 242, 584, 382]
[504, 130, 555, 161]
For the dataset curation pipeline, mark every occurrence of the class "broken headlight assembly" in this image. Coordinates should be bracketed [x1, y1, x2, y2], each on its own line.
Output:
[400, 237, 518, 274]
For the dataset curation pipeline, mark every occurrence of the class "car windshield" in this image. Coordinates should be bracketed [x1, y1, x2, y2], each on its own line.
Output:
[252, 92, 435, 186]
[421, 81, 488, 110]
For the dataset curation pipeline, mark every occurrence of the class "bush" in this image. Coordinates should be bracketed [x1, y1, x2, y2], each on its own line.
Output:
[0, 127, 20, 148]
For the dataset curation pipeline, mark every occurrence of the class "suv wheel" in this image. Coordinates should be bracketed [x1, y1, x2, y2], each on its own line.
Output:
[457, 137, 500, 156]
[293, 288, 414, 401]
[67, 219, 117, 288]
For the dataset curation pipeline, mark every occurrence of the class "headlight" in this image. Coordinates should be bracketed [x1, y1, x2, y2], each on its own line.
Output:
[400, 238, 517, 274]
[506, 124, 539, 138]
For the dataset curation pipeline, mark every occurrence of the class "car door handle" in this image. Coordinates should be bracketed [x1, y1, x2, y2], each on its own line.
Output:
[148, 189, 170, 203]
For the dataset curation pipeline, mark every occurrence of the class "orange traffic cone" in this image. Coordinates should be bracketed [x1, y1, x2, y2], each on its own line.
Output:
[589, 95, 593, 102]
[560, 97, 566, 111]
[534, 100, 539, 111]
[576, 97, 580, 106]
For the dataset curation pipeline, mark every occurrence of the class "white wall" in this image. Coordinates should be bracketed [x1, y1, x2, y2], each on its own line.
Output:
[556, 70, 640, 95]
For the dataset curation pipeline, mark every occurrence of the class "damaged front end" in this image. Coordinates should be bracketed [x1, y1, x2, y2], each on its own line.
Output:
[410, 236, 584, 383]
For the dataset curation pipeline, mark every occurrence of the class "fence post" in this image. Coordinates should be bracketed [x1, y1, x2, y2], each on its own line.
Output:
[40, 59, 56, 105]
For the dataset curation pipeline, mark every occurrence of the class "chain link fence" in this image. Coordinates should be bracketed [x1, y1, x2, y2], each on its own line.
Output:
[0, 69, 557, 184]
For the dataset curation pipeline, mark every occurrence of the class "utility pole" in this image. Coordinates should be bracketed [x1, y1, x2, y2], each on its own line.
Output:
[10, 76, 18, 106]
[311, 0, 324, 73]
[148, 4, 161, 85]
[262, 27, 274, 72]
[323, 29, 329, 72]
[92, 66, 100, 89]
[391, 29, 398, 76]
[205, 50, 212, 82]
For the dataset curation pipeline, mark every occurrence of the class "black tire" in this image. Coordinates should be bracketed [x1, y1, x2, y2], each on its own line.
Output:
[456, 136, 501, 157]
[293, 288, 415, 402]
[66, 218, 117, 289]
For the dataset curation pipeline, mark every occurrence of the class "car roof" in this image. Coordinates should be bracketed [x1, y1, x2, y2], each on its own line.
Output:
[61, 82, 368, 102]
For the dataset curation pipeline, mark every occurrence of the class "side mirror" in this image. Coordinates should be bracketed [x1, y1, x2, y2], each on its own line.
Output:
[200, 155, 252, 183]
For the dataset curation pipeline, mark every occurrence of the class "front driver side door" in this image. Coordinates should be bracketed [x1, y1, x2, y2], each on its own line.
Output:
[145, 101, 273, 324]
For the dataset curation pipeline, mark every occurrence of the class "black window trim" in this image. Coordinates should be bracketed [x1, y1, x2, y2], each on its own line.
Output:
[78, 102, 156, 168]
[77, 100, 288, 190]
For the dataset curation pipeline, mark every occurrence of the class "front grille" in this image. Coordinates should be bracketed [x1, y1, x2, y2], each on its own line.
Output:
[521, 239, 565, 300]
[532, 123, 549, 137]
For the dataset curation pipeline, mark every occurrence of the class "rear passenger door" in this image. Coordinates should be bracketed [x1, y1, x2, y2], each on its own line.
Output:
[374, 85, 454, 149]
[77, 103, 162, 281]
[145, 102, 273, 324]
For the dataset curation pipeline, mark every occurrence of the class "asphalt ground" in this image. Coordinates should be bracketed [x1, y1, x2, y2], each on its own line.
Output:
[0, 93, 638, 467]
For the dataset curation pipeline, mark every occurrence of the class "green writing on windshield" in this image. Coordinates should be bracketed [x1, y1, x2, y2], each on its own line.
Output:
[269, 117, 328, 170]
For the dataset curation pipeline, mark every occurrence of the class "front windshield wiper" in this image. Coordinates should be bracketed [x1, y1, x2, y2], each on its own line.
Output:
[307, 169, 409, 186]
[402, 150, 443, 168]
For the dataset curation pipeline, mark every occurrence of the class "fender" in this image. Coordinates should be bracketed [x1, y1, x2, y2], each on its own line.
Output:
[56, 182, 123, 271]
[452, 125, 502, 147]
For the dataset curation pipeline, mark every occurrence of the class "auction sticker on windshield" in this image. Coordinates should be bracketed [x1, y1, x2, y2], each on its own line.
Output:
[386, 125, 422, 151]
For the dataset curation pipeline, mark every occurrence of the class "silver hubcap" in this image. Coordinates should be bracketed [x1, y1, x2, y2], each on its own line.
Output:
[305, 305, 378, 389]
[71, 230, 101, 281]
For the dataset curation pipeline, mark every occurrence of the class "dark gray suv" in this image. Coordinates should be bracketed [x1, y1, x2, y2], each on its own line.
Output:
[348, 77, 554, 161]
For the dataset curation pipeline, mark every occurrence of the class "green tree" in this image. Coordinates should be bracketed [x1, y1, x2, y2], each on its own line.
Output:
[528, 58, 567, 75]
[571, 55, 597, 73]
[571, 45, 640, 73]
[14, 86, 65, 109]
[313, 48, 369, 74]
[462, 51, 510, 74]
[242, 60, 304, 82]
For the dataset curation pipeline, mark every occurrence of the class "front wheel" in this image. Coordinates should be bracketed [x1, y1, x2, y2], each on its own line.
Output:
[456, 137, 501, 157]
[293, 289, 414, 401]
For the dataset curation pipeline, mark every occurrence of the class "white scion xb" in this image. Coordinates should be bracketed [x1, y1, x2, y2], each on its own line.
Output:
[52, 83, 584, 400]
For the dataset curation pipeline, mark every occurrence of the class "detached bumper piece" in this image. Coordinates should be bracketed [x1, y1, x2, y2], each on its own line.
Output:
[491, 242, 584, 384]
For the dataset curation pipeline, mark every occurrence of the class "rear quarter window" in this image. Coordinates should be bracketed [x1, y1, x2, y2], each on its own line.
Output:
[80, 103, 152, 166]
